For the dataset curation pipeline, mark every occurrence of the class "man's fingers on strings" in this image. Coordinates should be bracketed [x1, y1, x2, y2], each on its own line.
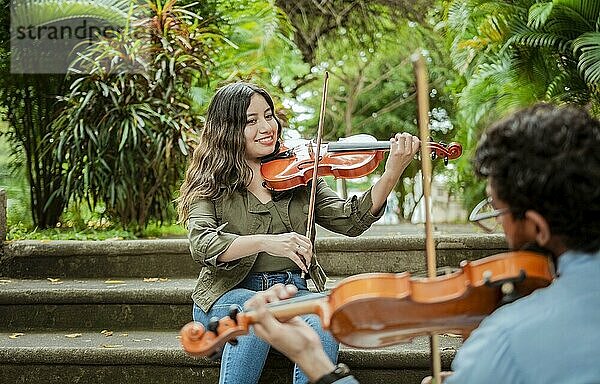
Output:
[244, 284, 295, 311]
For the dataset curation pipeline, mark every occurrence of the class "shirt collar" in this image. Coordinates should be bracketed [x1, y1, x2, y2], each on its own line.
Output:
[557, 248, 600, 275]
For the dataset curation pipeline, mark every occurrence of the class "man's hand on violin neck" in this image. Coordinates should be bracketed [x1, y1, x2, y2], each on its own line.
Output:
[384, 132, 420, 178]
[245, 284, 335, 382]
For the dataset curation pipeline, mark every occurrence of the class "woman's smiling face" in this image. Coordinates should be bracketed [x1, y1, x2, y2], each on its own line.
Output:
[244, 93, 278, 161]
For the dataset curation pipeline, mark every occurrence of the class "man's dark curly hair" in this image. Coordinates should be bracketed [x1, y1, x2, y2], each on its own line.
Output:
[473, 103, 600, 253]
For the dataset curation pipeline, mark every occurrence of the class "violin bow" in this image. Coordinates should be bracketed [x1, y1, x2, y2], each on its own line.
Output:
[412, 52, 442, 383]
[302, 71, 330, 278]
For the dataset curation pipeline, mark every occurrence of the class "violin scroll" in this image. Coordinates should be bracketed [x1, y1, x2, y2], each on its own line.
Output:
[429, 142, 462, 165]
[180, 313, 251, 358]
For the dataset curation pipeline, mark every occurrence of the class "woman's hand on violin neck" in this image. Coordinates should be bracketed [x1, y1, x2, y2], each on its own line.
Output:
[385, 132, 420, 178]
[245, 284, 335, 382]
[370, 133, 420, 214]
[262, 232, 312, 273]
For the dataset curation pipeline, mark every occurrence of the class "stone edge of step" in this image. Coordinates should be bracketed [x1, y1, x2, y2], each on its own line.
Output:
[0, 330, 460, 369]
[2, 235, 507, 259]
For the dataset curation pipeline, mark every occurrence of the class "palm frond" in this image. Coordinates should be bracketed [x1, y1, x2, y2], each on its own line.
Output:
[528, 2, 554, 29]
[573, 32, 600, 83]
[11, 0, 134, 27]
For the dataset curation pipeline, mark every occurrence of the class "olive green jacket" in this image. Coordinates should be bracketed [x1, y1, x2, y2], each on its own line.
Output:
[188, 178, 385, 311]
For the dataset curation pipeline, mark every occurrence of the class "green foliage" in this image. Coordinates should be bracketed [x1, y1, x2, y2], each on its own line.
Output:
[445, 0, 600, 210]
[0, 0, 136, 228]
[51, 0, 223, 232]
[289, 10, 459, 219]
[6, 219, 186, 240]
[187, 0, 306, 116]
[573, 32, 600, 83]
[0, 129, 32, 227]
[11, 0, 132, 26]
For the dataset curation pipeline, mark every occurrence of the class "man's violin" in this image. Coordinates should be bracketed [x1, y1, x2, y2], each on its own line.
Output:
[260, 134, 462, 191]
[179, 250, 554, 358]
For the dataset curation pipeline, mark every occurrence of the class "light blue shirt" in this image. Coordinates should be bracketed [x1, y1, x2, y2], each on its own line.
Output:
[446, 249, 600, 384]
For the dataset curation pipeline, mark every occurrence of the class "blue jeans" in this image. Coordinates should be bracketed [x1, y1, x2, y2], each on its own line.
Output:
[192, 271, 339, 384]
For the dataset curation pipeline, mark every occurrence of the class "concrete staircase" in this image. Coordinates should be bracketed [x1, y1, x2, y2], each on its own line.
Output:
[0, 235, 507, 383]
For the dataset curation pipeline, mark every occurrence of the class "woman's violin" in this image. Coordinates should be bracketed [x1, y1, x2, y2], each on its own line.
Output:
[180, 250, 554, 358]
[260, 134, 462, 192]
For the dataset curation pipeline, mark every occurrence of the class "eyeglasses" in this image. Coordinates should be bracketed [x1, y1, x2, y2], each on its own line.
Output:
[469, 197, 509, 233]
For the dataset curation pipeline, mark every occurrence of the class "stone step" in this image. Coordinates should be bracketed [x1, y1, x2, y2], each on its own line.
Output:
[0, 235, 507, 278]
[0, 275, 371, 330]
[0, 329, 461, 384]
[0, 277, 193, 330]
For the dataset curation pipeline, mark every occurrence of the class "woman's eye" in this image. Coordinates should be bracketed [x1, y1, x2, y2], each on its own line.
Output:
[246, 119, 256, 125]
[265, 114, 273, 120]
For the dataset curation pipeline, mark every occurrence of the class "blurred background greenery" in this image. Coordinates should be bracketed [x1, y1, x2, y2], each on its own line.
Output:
[1, 0, 599, 239]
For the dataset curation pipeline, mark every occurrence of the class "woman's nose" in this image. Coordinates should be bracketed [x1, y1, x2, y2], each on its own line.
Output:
[258, 119, 273, 132]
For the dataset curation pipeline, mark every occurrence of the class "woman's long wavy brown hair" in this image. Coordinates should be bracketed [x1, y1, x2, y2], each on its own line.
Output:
[177, 82, 281, 224]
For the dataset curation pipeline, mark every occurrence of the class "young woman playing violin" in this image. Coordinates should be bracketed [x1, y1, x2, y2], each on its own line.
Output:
[177, 81, 420, 384]
[245, 103, 600, 384]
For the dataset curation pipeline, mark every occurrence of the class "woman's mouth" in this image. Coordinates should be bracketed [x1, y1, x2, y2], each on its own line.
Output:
[256, 136, 274, 145]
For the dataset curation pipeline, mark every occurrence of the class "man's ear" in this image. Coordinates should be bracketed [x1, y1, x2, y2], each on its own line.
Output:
[524, 210, 551, 247]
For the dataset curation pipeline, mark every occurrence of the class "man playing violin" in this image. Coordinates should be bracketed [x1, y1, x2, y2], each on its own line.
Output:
[245, 103, 600, 383]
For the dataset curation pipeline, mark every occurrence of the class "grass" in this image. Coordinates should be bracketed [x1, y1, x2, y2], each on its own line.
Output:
[6, 221, 187, 241]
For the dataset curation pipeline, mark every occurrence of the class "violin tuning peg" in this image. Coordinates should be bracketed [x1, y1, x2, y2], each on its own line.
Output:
[431, 151, 437, 161]
[207, 317, 220, 334]
[444, 156, 449, 166]
[228, 305, 239, 324]
[228, 337, 239, 346]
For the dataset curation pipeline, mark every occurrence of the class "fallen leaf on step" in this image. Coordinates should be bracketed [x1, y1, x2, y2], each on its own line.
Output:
[47, 278, 63, 284]
[104, 280, 125, 284]
[143, 277, 170, 282]
[443, 333, 462, 338]
[133, 338, 152, 342]
[0, 279, 11, 284]
[65, 333, 82, 338]
[9, 333, 25, 339]
[100, 330, 114, 336]
[118, 333, 129, 337]
[100, 344, 123, 348]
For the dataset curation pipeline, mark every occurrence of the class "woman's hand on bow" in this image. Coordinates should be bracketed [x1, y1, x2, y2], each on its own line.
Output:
[263, 232, 312, 273]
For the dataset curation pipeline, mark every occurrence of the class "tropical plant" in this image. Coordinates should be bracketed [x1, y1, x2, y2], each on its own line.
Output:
[51, 0, 223, 231]
[0, 0, 133, 228]
[445, 0, 600, 209]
